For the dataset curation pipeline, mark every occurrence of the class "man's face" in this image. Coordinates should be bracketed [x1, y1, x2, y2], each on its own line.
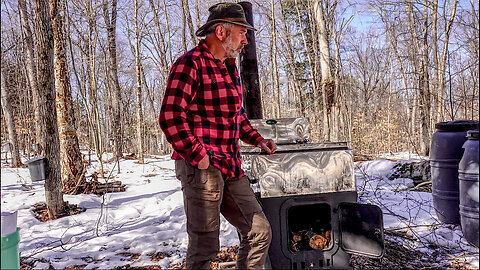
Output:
[222, 24, 248, 58]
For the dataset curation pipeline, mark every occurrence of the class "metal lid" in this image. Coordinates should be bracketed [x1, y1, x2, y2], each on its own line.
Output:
[435, 120, 479, 132]
[467, 130, 479, 140]
[26, 156, 45, 163]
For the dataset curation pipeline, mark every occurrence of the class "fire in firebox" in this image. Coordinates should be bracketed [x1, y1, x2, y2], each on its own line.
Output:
[290, 229, 332, 251]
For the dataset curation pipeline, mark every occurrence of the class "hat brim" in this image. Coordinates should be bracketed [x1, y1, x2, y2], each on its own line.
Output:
[195, 19, 257, 37]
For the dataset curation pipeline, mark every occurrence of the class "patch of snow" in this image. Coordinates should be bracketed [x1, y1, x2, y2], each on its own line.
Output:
[1, 152, 478, 269]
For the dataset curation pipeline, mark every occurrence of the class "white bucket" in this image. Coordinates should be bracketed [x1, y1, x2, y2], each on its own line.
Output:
[1, 211, 18, 236]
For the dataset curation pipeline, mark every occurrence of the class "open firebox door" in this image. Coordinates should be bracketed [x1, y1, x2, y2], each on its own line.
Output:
[338, 202, 385, 258]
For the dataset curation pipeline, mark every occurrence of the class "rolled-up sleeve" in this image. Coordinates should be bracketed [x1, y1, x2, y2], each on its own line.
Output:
[159, 57, 207, 165]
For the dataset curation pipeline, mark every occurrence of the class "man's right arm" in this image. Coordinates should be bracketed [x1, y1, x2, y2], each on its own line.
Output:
[159, 57, 207, 166]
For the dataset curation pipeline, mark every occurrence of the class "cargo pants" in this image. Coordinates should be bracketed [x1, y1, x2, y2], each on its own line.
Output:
[175, 159, 272, 269]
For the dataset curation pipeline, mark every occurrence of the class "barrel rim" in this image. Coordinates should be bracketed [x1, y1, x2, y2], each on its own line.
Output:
[467, 130, 479, 140]
[435, 120, 479, 131]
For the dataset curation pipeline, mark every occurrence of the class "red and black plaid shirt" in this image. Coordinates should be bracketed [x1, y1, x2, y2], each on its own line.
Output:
[159, 40, 264, 178]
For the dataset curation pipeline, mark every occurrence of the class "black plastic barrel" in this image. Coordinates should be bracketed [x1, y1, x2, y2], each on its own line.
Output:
[430, 120, 478, 224]
[459, 130, 479, 247]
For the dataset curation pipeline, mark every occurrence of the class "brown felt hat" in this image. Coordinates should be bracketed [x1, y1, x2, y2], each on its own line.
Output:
[195, 2, 257, 37]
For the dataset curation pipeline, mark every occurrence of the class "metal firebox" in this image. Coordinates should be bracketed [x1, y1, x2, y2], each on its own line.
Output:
[241, 118, 385, 269]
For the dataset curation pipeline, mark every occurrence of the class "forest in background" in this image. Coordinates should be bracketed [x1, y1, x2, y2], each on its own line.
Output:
[1, 0, 478, 216]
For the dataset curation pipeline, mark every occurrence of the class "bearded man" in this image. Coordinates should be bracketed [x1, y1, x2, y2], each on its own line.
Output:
[159, 2, 277, 269]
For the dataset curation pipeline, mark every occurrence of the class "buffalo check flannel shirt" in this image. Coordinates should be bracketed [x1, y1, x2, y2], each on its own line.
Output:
[159, 40, 264, 178]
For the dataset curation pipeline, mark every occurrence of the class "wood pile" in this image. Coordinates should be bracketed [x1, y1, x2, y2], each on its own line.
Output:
[291, 229, 332, 251]
[82, 180, 126, 195]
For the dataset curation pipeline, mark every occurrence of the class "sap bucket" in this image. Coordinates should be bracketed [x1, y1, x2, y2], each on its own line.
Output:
[1, 211, 20, 270]
[430, 120, 478, 224]
[26, 156, 46, 182]
[459, 130, 479, 247]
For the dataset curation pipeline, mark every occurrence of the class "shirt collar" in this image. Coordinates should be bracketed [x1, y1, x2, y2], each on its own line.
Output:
[199, 39, 237, 67]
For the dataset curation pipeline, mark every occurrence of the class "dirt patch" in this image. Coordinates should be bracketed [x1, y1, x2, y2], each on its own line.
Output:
[148, 251, 172, 262]
[31, 202, 86, 222]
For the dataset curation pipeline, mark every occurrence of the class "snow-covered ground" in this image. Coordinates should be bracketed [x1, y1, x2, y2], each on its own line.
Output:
[1, 152, 478, 269]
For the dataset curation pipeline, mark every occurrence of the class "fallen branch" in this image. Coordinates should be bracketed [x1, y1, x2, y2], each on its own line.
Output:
[384, 229, 416, 240]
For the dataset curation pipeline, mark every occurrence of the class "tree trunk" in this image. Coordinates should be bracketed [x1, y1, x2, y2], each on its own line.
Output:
[1, 54, 23, 168]
[181, 0, 197, 48]
[86, 0, 105, 177]
[163, 0, 173, 67]
[18, 0, 41, 143]
[420, 2, 431, 155]
[278, 1, 305, 116]
[271, 0, 281, 118]
[331, 22, 341, 142]
[103, 0, 123, 170]
[294, 0, 318, 131]
[48, 0, 86, 194]
[431, 0, 440, 124]
[32, 0, 64, 219]
[141, 64, 162, 154]
[147, 0, 169, 75]
[134, 0, 145, 164]
[406, 0, 429, 155]
[180, 0, 187, 53]
[437, 0, 457, 123]
[313, 0, 333, 141]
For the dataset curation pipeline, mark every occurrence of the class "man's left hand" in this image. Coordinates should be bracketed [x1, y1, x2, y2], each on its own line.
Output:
[258, 139, 277, 155]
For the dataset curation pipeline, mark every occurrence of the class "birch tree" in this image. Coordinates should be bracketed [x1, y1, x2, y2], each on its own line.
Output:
[312, 0, 333, 141]
[49, 0, 86, 194]
[134, 0, 145, 164]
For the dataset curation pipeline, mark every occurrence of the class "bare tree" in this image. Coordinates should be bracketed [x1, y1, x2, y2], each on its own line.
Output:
[48, 0, 86, 194]
[278, 0, 305, 116]
[1, 51, 23, 168]
[437, 0, 458, 123]
[103, 0, 123, 170]
[32, 0, 64, 219]
[68, 0, 105, 177]
[181, 0, 197, 48]
[18, 0, 41, 143]
[312, 0, 333, 141]
[270, 0, 281, 118]
[134, 0, 145, 164]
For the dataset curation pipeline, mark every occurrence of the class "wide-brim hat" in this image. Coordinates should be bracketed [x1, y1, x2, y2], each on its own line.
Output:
[195, 2, 257, 37]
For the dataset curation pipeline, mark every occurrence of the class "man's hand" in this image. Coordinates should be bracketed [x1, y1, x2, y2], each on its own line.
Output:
[258, 139, 277, 155]
[198, 154, 210, 170]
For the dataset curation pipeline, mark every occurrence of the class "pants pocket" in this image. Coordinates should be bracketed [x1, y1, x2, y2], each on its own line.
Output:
[175, 159, 196, 185]
[185, 188, 221, 232]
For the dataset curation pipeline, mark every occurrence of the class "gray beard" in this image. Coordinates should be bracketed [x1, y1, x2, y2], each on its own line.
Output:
[222, 35, 240, 58]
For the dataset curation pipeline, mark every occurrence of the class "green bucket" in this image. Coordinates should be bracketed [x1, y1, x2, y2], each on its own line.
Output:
[1, 227, 20, 270]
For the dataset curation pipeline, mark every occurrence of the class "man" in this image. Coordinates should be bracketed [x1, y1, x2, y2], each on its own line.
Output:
[159, 2, 277, 269]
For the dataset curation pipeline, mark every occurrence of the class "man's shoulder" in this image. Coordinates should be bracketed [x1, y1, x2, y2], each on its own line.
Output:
[175, 45, 207, 65]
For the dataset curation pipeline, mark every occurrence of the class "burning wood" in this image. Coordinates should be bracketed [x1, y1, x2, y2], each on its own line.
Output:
[290, 230, 332, 251]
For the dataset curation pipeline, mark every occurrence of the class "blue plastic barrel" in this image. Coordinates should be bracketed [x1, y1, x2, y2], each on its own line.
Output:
[430, 120, 478, 224]
[459, 130, 479, 247]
